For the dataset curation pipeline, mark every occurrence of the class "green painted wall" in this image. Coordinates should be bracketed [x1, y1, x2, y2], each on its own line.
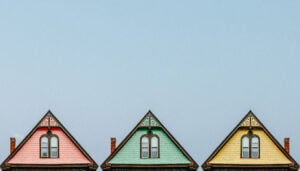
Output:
[109, 128, 191, 164]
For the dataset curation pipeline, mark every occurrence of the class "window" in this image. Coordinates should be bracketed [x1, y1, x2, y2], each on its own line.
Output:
[50, 136, 58, 158]
[251, 136, 259, 158]
[41, 136, 49, 157]
[141, 136, 149, 158]
[241, 131, 259, 158]
[140, 133, 159, 158]
[241, 136, 249, 158]
[40, 133, 59, 158]
[151, 136, 158, 158]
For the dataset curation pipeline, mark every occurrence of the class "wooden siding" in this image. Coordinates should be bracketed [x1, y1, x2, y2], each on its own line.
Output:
[8, 127, 91, 165]
[210, 129, 291, 165]
[109, 128, 190, 164]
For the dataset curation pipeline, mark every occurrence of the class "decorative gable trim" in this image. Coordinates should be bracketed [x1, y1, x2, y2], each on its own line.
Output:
[202, 110, 299, 171]
[1, 110, 98, 170]
[139, 113, 160, 127]
[239, 113, 261, 128]
[39, 113, 60, 128]
[101, 110, 198, 171]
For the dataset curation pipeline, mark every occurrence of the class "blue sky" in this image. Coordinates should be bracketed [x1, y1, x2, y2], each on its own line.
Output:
[1, 0, 300, 169]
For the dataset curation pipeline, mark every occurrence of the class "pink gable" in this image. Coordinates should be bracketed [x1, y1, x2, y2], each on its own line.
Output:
[39, 115, 60, 127]
[8, 127, 91, 165]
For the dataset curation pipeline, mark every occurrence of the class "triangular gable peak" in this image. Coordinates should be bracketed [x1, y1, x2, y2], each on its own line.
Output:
[1, 110, 98, 171]
[139, 112, 161, 128]
[202, 110, 299, 171]
[39, 112, 60, 127]
[101, 110, 198, 171]
[239, 112, 262, 128]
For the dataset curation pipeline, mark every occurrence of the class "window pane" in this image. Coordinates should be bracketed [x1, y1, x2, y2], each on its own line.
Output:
[242, 136, 249, 158]
[50, 137, 58, 158]
[151, 137, 159, 158]
[252, 148, 259, 158]
[242, 149, 249, 158]
[251, 137, 259, 158]
[151, 137, 158, 147]
[242, 137, 249, 147]
[141, 137, 149, 158]
[251, 137, 259, 147]
[41, 136, 49, 157]
[41, 137, 48, 147]
[142, 137, 149, 148]
[41, 147, 48, 157]
[51, 147, 58, 158]
[51, 137, 58, 147]
[151, 147, 158, 158]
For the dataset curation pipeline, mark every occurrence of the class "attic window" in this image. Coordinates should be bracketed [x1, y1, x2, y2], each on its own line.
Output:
[140, 133, 160, 159]
[241, 131, 260, 158]
[40, 133, 59, 158]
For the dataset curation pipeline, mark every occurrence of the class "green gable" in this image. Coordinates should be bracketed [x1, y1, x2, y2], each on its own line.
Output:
[109, 128, 190, 164]
[140, 114, 160, 127]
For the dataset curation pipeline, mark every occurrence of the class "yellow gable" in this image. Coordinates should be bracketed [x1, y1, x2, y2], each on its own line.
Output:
[210, 129, 292, 164]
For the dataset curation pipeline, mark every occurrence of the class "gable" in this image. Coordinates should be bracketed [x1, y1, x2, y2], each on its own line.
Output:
[1, 111, 98, 170]
[239, 113, 261, 127]
[202, 111, 298, 170]
[8, 127, 91, 165]
[210, 128, 291, 164]
[39, 114, 60, 127]
[109, 128, 190, 164]
[140, 114, 160, 127]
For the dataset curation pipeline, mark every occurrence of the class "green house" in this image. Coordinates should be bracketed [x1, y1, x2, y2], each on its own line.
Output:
[101, 110, 198, 171]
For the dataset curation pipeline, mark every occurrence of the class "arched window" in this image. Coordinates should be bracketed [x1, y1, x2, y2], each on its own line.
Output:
[40, 133, 59, 158]
[140, 133, 159, 159]
[151, 136, 159, 158]
[50, 136, 58, 158]
[141, 136, 149, 158]
[41, 136, 49, 157]
[251, 136, 259, 158]
[241, 136, 249, 158]
[241, 132, 259, 158]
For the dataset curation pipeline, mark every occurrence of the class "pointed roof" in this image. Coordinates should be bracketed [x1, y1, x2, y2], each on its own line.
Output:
[1, 110, 98, 170]
[202, 110, 299, 170]
[101, 110, 198, 170]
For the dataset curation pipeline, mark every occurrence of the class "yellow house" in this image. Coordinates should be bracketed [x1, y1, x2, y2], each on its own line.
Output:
[202, 111, 299, 171]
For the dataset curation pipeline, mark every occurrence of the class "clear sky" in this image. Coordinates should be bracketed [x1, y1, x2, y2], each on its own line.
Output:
[0, 0, 300, 169]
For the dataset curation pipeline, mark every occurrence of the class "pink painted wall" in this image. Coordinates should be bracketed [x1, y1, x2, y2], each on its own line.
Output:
[8, 127, 91, 164]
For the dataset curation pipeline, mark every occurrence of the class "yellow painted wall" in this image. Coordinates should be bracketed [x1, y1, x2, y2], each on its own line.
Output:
[210, 129, 291, 164]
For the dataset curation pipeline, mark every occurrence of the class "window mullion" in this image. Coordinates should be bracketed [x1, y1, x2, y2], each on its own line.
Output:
[149, 136, 151, 158]
[249, 136, 251, 158]
[48, 136, 51, 158]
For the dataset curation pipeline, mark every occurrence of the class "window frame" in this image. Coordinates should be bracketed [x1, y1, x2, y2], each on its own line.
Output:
[251, 135, 260, 158]
[241, 135, 250, 158]
[40, 133, 59, 158]
[141, 135, 150, 159]
[150, 135, 159, 158]
[40, 136, 49, 158]
[240, 132, 260, 159]
[140, 133, 160, 159]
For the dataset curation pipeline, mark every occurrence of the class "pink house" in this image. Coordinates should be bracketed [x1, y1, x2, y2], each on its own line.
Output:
[1, 110, 98, 171]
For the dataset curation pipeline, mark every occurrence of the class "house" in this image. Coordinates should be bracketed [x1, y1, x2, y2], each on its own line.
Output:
[202, 111, 299, 171]
[1, 110, 98, 171]
[101, 110, 198, 171]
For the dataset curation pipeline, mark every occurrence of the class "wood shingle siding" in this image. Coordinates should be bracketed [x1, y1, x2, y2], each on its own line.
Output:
[202, 111, 299, 171]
